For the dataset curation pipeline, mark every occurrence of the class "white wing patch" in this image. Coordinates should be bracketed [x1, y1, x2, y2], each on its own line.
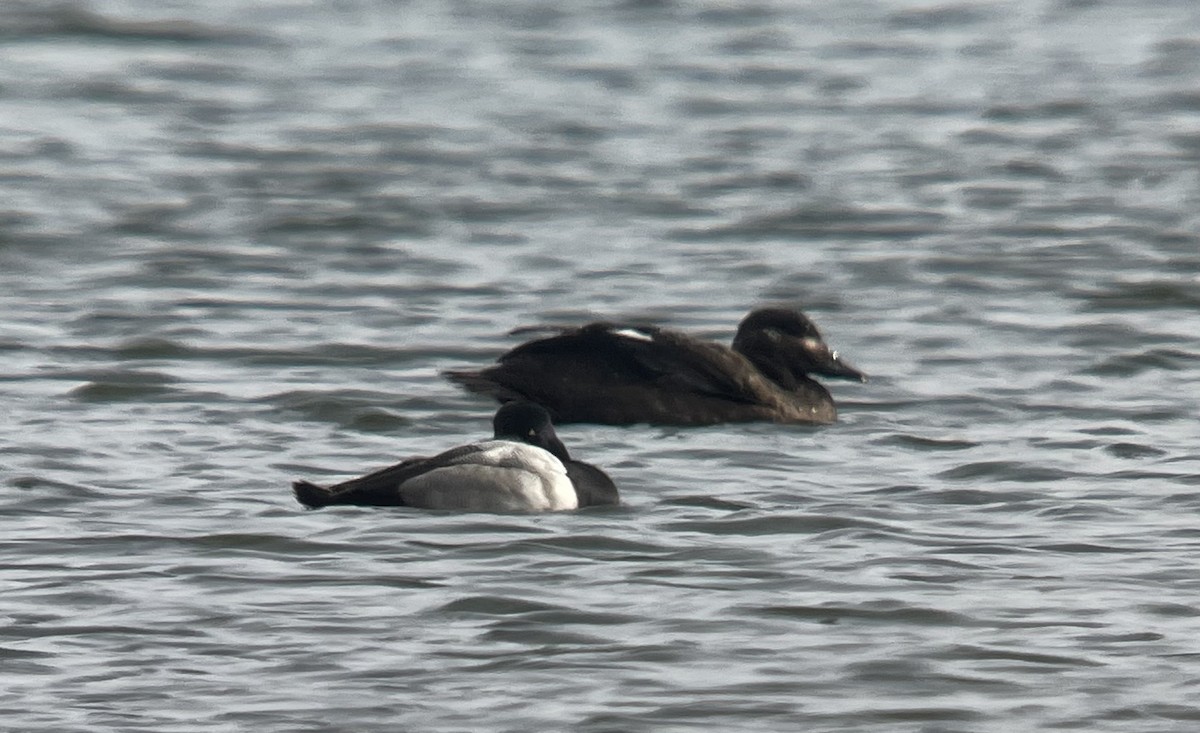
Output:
[398, 441, 577, 512]
[612, 327, 654, 342]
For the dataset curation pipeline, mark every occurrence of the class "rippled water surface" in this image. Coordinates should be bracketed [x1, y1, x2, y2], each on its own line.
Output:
[4, 1, 1200, 730]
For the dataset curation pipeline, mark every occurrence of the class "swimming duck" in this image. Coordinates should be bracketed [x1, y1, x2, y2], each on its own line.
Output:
[293, 401, 618, 511]
[445, 307, 865, 425]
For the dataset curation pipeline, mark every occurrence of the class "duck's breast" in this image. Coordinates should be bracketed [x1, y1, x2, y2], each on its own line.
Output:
[397, 441, 578, 512]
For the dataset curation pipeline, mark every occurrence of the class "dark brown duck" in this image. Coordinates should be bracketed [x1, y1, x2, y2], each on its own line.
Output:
[445, 308, 866, 426]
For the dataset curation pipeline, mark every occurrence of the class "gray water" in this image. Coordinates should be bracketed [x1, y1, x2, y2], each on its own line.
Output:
[4, 1, 1200, 730]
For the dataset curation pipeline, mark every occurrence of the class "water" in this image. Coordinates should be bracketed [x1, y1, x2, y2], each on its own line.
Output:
[3, 0, 1200, 730]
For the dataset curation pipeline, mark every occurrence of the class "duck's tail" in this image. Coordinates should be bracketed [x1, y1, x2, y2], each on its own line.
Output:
[292, 480, 335, 509]
[443, 368, 525, 403]
[443, 368, 492, 394]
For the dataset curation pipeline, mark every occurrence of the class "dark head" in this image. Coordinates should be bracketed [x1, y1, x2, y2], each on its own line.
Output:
[732, 308, 866, 387]
[492, 401, 571, 462]
[493, 401, 618, 507]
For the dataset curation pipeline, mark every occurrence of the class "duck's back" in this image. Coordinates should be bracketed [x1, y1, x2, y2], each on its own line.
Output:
[294, 441, 578, 512]
[398, 441, 578, 512]
[447, 323, 823, 425]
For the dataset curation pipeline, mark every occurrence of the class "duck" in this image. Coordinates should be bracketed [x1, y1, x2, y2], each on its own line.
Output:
[292, 401, 618, 512]
[444, 307, 865, 426]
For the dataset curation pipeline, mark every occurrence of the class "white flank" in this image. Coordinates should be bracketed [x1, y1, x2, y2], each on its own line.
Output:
[398, 441, 577, 512]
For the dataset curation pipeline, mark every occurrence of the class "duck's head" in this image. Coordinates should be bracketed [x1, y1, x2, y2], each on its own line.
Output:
[492, 401, 571, 462]
[732, 308, 867, 387]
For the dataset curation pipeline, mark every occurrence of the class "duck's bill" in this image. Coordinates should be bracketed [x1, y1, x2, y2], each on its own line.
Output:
[822, 354, 867, 382]
[798, 337, 867, 382]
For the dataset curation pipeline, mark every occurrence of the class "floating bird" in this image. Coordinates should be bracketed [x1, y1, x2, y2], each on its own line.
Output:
[445, 307, 865, 425]
[293, 402, 618, 511]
